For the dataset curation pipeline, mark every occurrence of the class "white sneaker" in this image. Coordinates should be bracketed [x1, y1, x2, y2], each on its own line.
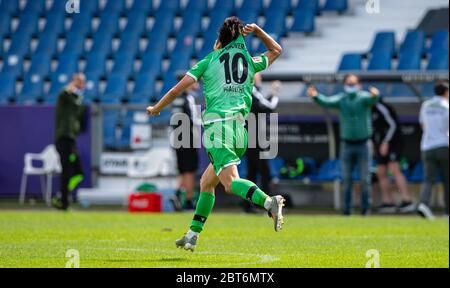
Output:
[417, 203, 435, 220]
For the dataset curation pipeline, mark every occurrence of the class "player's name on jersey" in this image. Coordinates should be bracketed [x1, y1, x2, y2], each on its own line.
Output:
[224, 85, 245, 93]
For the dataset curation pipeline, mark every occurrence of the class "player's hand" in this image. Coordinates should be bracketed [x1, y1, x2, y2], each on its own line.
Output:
[369, 86, 380, 97]
[380, 142, 389, 157]
[242, 23, 257, 36]
[146, 106, 161, 116]
[307, 86, 318, 98]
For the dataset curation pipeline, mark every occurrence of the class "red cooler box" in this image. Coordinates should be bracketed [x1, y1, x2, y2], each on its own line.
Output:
[128, 192, 162, 212]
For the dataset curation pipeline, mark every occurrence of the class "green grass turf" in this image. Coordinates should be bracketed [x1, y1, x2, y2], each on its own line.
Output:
[0, 211, 448, 268]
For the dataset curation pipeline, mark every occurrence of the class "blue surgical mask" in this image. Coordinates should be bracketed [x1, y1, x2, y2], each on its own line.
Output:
[344, 85, 359, 94]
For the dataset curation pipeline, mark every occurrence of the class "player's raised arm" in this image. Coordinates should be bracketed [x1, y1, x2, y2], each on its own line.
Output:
[146, 75, 196, 116]
[243, 23, 283, 66]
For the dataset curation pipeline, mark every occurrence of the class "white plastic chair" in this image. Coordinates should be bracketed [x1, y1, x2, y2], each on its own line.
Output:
[19, 145, 62, 206]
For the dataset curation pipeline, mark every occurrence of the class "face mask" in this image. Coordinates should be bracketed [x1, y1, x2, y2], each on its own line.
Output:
[344, 85, 359, 94]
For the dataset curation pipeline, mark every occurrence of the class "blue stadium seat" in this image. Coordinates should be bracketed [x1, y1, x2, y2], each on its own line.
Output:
[321, 0, 348, 13]
[96, 12, 120, 36]
[174, 35, 196, 57]
[80, 0, 99, 15]
[254, 35, 282, 55]
[68, 13, 92, 37]
[127, 0, 153, 16]
[84, 73, 101, 102]
[390, 84, 415, 97]
[178, 12, 202, 39]
[428, 30, 449, 54]
[367, 52, 392, 70]
[159, 75, 178, 100]
[1, 54, 24, 77]
[43, 11, 65, 37]
[296, 0, 321, 15]
[23, 0, 46, 15]
[139, 53, 163, 76]
[28, 53, 52, 77]
[291, 7, 316, 33]
[62, 31, 85, 55]
[267, 0, 292, 14]
[167, 52, 191, 77]
[419, 83, 435, 97]
[0, 12, 12, 36]
[0, 0, 19, 15]
[7, 32, 32, 58]
[91, 32, 113, 55]
[19, 74, 44, 104]
[397, 51, 421, 70]
[112, 52, 135, 75]
[151, 9, 175, 36]
[104, 0, 126, 13]
[129, 73, 157, 104]
[145, 30, 169, 55]
[16, 12, 39, 37]
[400, 30, 426, 56]
[237, 9, 258, 25]
[186, 0, 208, 14]
[408, 162, 424, 183]
[48, 0, 67, 14]
[102, 73, 128, 103]
[34, 33, 58, 56]
[369, 31, 396, 57]
[427, 50, 449, 70]
[47, 74, 71, 104]
[310, 160, 341, 182]
[123, 11, 146, 36]
[55, 52, 79, 77]
[198, 33, 217, 59]
[117, 32, 140, 54]
[338, 53, 362, 71]
[240, 0, 264, 14]
[210, 0, 234, 14]
[0, 73, 16, 104]
[158, 0, 180, 13]
[84, 51, 107, 78]
[262, 10, 287, 36]
[0, 35, 3, 56]
[116, 119, 132, 150]
[268, 157, 285, 179]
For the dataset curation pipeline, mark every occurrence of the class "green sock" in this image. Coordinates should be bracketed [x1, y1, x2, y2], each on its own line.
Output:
[190, 192, 215, 233]
[231, 179, 268, 208]
[68, 174, 84, 192]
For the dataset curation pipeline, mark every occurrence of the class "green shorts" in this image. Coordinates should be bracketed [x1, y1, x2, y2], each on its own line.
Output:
[204, 119, 248, 175]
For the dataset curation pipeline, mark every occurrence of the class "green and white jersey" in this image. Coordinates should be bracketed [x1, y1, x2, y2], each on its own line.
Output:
[186, 35, 269, 125]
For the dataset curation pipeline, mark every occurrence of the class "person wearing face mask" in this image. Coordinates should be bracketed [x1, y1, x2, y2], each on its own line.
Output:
[244, 73, 280, 213]
[52, 73, 87, 210]
[307, 74, 380, 215]
[171, 81, 202, 211]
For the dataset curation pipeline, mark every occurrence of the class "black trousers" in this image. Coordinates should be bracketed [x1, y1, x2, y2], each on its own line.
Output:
[246, 147, 271, 195]
[56, 138, 83, 207]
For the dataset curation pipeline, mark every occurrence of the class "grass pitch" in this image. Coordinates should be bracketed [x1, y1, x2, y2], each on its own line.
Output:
[0, 210, 448, 268]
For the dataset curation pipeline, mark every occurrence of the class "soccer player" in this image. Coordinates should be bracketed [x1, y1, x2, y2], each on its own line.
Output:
[147, 17, 284, 251]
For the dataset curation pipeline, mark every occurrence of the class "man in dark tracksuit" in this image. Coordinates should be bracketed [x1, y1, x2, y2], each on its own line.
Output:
[244, 74, 280, 213]
[52, 74, 87, 210]
[372, 99, 414, 213]
[171, 83, 201, 210]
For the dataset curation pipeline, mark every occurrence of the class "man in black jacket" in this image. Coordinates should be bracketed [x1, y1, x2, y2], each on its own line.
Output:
[372, 98, 414, 213]
[52, 74, 87, 210]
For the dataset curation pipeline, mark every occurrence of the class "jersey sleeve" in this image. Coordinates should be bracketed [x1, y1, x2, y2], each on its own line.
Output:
[251, 54, 269, 73]
[186, 56, 210, 81]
